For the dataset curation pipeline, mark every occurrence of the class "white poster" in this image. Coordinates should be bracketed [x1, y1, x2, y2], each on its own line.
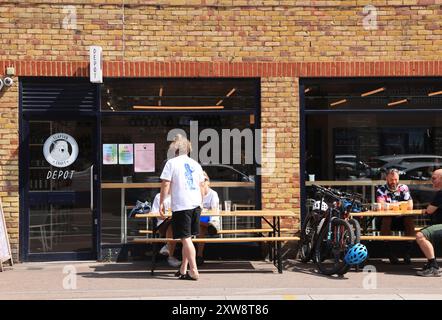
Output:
[134, 143, 155, 173]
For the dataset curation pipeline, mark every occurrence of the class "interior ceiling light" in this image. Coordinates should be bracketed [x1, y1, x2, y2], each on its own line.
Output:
[226, 88, 236, 97]
[304, 87, 311, 93]
[159, 86, 163, 106]
[428, 90, 442, 97]
[361, 87, 385, 97]
[216, 88, 236, 106]
[330, 99, 347, 107]
[133, 106, 225, 110]
[387, 99, 408, 107]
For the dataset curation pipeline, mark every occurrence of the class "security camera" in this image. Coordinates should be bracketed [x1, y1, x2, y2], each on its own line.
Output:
[3, 77, 13, 87]
[0, 79, 3, 91]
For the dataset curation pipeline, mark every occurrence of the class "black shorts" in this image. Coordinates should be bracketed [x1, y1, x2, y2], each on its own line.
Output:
[156, 218, 171, 237]
[172, 207, 201, 239]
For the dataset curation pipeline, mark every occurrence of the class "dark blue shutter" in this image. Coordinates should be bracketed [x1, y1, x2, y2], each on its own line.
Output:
[21, 78, 97, 112]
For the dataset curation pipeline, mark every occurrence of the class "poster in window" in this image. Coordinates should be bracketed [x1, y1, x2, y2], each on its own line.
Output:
[103, 144, 118, 165]
[118, 144, 134, 165]
[134, 143, 155, 172]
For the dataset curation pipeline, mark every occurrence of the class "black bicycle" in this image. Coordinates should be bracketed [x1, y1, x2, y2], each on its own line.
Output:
[299, 185, 362, 275]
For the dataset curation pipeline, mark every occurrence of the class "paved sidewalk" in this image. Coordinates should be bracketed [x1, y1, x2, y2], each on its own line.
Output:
[0, 259, 441, 300]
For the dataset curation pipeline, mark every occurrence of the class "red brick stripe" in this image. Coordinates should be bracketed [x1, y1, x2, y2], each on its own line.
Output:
[1, 61, 442, 77]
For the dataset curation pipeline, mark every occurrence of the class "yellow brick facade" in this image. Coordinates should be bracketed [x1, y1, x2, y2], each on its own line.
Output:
[0, 0, 440, 260]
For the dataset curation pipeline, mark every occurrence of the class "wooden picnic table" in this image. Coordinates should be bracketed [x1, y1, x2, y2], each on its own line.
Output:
[135, 210, 297, 218]
[133, 209, 298, 274]
[350, 209, 423, 217]
[350, 209, 424, 242]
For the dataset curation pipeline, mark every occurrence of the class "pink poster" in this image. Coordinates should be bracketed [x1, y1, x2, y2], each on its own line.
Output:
[134, 143, 155, 173]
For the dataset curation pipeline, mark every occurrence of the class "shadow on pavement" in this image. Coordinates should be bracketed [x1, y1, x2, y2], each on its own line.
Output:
[282, 259, 351, 280]
[77, 261, 276, 280]
[283, 258, 429, 278]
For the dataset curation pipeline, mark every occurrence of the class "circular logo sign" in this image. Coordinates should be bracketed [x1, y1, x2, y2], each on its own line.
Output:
[43, 133, 79, 168]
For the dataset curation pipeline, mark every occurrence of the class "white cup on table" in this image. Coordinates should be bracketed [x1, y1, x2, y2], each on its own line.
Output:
[224, 200, 232, 212]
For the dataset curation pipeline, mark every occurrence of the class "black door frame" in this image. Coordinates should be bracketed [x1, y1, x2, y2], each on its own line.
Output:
[19, 109, 101, 262]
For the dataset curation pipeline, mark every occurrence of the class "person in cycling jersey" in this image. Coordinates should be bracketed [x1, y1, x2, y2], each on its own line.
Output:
[376, 168, 415, 264]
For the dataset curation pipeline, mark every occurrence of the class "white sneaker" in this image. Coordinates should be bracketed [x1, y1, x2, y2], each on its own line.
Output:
[208, 218, 221, 235]
[159, 244, 170, 256]
[167, 256, 181, 267]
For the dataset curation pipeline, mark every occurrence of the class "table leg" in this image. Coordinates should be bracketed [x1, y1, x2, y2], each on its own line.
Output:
[277, 217, 282, 274]
[151, 229, 158, 276]
[272, 217, 276, 265]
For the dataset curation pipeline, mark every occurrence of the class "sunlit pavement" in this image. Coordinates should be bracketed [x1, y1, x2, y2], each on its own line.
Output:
[1, 259, 441, 300]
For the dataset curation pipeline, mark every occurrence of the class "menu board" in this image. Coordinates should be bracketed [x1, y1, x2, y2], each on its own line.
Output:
[0, 197, 13, 271]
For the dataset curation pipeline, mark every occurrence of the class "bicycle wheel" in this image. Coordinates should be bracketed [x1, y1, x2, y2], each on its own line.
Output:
[298, 212, 317, 263]
[314, 218, 355, 276]
[348, 218, 361, 244]
[335, 218, 362, 275]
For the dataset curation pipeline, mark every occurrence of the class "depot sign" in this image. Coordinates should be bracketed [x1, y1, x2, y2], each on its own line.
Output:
[89, 46, 103, 83]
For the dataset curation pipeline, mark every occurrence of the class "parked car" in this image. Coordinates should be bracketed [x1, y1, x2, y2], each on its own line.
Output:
[201, 164, 256, 207]
[334, 154, 379, 180]
[371, 154, 442, 173]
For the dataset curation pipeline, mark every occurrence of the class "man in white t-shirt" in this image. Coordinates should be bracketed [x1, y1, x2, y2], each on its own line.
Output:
[160, 134, 205, 281]
[150, 192, 181, 268]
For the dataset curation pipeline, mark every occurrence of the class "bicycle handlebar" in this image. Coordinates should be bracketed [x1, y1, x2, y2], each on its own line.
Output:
[311, 184, 363, 201]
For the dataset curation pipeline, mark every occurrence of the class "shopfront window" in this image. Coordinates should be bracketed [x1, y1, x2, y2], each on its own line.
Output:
[303, 78, 442, 227]
[100, 79, 260, 244]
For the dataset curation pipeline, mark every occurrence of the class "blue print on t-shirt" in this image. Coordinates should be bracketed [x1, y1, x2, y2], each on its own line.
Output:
[184, 163, 196, 190]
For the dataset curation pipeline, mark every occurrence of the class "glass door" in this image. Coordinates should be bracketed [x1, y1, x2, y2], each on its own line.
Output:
[22, 117, 98, 260]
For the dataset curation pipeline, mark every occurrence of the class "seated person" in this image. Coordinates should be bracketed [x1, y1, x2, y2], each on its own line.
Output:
[376, 168, 415, 264]
[151, 192, 181, 268]
[416, 169, 442, 277]
[196, 171, 221, 266]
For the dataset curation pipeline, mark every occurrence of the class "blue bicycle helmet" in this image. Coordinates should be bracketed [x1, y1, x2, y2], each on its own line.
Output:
[344, 243, 368, 265]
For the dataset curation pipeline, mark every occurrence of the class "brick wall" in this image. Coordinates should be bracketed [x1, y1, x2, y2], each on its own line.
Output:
[261, 77, 299, 229]
[0, 1, 440, 61]
[0, 84, 19, 261]
[0, 0, 441, 257]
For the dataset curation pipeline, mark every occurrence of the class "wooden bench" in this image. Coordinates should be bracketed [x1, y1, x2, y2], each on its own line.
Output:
[134, 209, 298, 274]
[133, 236, 300, 244]
[138, 228, 292, 235]
[361, 235, 416, 241]
[134, 235, 299, 274]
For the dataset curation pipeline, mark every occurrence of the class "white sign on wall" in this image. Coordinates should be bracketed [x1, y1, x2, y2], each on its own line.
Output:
[89, 46, 103, 83]
[0, 197, 13, 271]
